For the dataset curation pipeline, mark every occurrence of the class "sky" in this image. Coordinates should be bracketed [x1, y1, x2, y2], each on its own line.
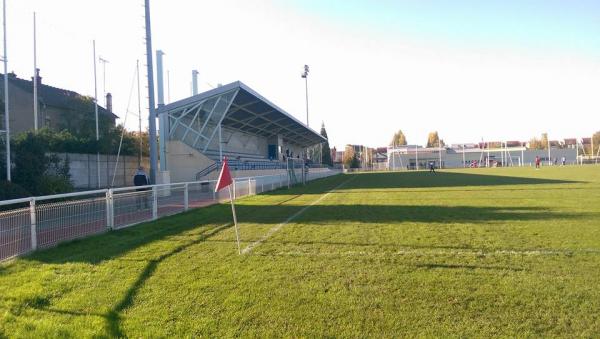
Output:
[5, 0, 600, 149]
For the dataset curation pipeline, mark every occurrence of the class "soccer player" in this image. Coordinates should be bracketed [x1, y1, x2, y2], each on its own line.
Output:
[429, 161, 436, 173]
[535, 156, 540, 169]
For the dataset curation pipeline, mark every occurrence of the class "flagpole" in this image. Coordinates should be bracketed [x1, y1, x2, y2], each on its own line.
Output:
[228, 185, 241, 254]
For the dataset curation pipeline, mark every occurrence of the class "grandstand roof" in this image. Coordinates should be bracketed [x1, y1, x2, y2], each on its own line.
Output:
[156, 81, 326, 148]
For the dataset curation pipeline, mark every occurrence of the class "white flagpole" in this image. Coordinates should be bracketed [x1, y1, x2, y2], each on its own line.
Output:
[228, 185, 241, 254]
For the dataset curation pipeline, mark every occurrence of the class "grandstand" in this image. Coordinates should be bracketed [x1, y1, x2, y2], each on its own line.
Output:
[156, 81, 326, 182]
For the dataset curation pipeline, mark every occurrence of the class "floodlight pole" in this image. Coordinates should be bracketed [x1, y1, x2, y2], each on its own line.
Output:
[156, 50, 166, 172]
[144, 0, 158, 184]
[136, 59, 142, 167]
[33, 12, 38, 131]
[301, 65, 309, 126]
[2, 0, 10, 181]
[93, 40, 100, 187]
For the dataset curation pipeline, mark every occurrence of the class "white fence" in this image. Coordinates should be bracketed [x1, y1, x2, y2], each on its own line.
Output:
[0, 169, 340, 261]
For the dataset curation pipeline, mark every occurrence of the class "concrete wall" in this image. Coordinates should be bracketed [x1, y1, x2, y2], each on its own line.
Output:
[166, 140, 214, 183]
[52, 152, 150, 189]
[216, 127, 269, 157]
[202, 126, 304, 161]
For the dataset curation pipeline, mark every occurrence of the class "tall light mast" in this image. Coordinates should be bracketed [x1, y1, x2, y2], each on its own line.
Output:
[144, 0, 158, 184]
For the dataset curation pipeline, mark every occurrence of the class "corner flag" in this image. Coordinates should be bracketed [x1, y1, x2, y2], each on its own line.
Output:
[215, 158, 233, 192]
[215, 158, 241, 254]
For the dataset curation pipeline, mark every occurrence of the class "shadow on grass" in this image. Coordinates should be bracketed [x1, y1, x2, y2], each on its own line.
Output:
[21, 202, 589, 267]
[266, 171, 578, 195]
[230, 204, 589, 225]
[29, 222, 231, 338]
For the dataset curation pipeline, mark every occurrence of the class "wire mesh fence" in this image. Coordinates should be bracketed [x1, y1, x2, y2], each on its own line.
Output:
[0, 169, 341, 261]
[35, 195, 108, 249]
[0, 205, 31, 260]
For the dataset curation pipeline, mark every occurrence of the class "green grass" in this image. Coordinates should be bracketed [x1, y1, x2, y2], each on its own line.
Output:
[1, 166, 600, 337]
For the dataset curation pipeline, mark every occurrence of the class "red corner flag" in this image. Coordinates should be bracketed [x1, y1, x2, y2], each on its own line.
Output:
[215, 157, 241, 254]
[215, 158, 233, 192]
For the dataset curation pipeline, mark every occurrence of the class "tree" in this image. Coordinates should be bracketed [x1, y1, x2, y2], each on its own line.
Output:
[540, 133, 549, 150]
[343, 145, 355, 168]
[320, 122, 333, 166]
[390, 130, 407, 146]
[593, 131, 600, 156]
[426, 131, 444, 148]
[12, 131, 73, 195]
[529, 133, 548, 150]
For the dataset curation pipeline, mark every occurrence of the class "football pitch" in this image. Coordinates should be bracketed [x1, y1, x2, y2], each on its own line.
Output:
[1, 167, 600, 337]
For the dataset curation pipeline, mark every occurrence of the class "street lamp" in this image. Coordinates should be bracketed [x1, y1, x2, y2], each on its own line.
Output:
[301, 64, 309, 127]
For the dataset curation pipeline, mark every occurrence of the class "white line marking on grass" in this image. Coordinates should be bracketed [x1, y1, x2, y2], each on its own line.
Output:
[241, 177, 356, 255]
[266, 247, 600, 258]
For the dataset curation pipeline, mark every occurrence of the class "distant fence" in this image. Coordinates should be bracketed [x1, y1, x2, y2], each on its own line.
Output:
[0, 168, 340, 262]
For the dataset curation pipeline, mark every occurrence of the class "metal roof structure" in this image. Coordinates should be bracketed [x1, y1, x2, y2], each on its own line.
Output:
[156, 81, 326, 152]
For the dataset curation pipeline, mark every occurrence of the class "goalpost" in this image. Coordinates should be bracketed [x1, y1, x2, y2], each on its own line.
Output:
[286, 157, 306, 187]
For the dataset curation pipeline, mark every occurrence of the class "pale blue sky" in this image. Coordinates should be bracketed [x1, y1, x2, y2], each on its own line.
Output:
[286, 0, 600, 55]
[6, 1, 600, 148]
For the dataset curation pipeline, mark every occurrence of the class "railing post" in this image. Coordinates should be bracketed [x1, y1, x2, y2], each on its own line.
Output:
[184, 183, 189, 211]
[152, 186, 158, 220]
[213, 183, 217, 202]
[232, 180, 236, 200]
[248, 178, 252, 196]
[29, 198, 37, 251]
[106, 189, 114, 230]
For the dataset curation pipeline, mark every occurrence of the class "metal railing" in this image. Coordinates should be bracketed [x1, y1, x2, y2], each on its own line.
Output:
[0, 168, 340, 261]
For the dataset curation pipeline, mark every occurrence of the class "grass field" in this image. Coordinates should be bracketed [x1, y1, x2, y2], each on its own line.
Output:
[1, 166, 600, 337]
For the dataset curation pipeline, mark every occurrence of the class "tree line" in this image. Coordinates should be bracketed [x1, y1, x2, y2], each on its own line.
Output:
[389, 130, 600, 152]
[389, 130, 445, 148]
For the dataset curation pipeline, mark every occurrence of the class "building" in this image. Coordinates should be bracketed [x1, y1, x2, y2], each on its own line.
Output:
[373, 147, 388, 163]
[0, 70, 117, 135]
[155, 81, 327, 182]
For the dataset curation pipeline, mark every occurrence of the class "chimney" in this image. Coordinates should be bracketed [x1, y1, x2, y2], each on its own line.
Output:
[191, 70, 199, 95]
[32, 68, 41, 87]
[106, 92, 112, 113]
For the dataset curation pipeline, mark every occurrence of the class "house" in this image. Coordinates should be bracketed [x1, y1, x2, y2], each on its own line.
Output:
[0, 69, 117, 136]
[564, 138, 577, 149]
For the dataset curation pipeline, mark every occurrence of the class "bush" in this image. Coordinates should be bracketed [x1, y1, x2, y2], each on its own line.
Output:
[0, 180, 30, 200]
[12, 131, 74, 196]
[38, 175, 74, 195]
